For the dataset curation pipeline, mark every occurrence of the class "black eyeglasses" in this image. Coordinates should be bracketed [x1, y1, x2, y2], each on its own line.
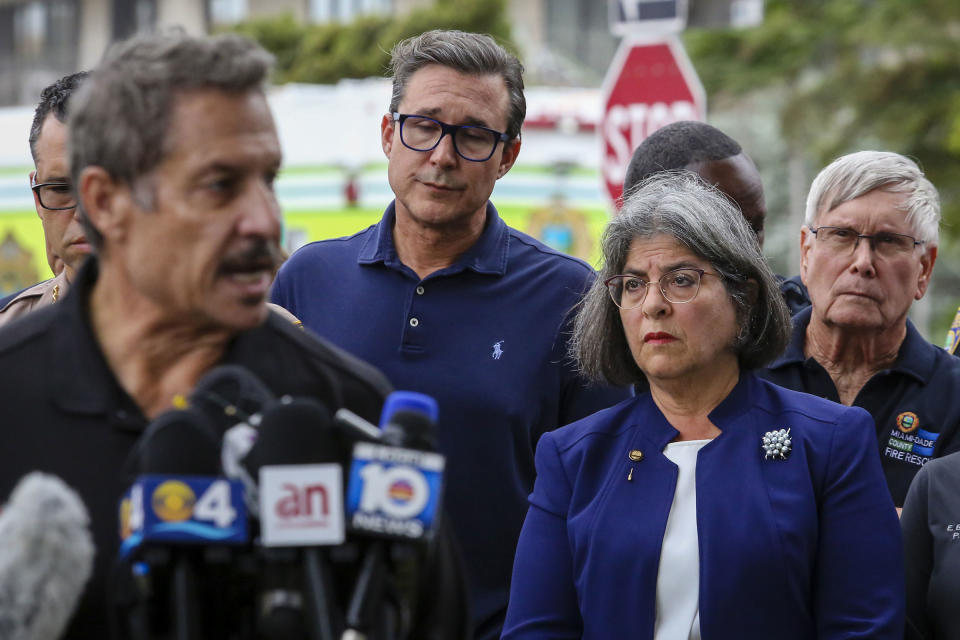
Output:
[392, 112, 510, 162]
[31, 181, 76, 211]
[604, 268, 722, 309]
[810, 226, 923, 258]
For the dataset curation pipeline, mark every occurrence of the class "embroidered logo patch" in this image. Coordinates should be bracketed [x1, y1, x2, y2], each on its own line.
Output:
[884, 417, 938, 468]
[897, 411, 919, 434]
[492, 341, 504, 360]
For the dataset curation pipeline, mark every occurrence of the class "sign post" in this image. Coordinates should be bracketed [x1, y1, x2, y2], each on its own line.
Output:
[599, 36, 706, 209]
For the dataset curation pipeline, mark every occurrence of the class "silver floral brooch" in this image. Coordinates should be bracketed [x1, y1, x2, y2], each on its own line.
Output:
[762, 428, 792, 460]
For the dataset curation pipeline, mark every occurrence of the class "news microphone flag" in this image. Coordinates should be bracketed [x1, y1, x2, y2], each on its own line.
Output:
[119, 475, 247, 558]
[345, 442, 444, 540]
[258, 464, 346, 547]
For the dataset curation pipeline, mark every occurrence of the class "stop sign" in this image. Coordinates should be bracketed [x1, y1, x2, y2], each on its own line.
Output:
[600, 36, 706, 208]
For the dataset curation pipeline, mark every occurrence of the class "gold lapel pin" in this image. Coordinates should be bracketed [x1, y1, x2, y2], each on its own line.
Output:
[627, 449, 643, 481]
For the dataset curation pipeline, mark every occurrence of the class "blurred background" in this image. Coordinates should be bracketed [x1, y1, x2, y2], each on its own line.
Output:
[0, 0, 958, 340]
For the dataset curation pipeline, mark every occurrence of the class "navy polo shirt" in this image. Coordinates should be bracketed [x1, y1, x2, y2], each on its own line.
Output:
[272, 201, 630, 639]
[758, 306, 960, 506]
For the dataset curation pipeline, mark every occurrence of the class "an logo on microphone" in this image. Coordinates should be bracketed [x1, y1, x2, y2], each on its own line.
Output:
[259, 464, 345, 547]
[346, 442, 444, 540]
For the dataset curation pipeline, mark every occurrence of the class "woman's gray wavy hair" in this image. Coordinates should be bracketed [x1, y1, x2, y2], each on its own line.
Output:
[572, 171, 791, 386]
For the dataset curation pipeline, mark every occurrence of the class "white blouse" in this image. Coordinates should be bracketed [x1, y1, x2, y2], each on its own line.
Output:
[654, 439, 711, 640]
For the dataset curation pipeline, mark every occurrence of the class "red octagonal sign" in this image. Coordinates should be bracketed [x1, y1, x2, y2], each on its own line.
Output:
[600, 37, 706, 209]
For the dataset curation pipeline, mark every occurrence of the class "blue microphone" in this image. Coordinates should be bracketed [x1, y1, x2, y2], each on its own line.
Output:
[345, 391, 445, 541]
[341, 391, 446, 640]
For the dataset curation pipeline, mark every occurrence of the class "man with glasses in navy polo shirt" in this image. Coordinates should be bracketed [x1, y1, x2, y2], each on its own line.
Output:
[759, 150, 960, 511]
[272, 29, 630, 640]
[0, 72, 91, 326]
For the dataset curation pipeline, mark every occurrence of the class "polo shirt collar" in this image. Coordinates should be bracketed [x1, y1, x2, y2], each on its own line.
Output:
[769, 305, 934, 383]
[358, 200, 509, 276]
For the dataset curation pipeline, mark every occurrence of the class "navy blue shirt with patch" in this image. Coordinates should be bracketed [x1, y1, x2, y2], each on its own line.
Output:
[759, 306, 960, 506]
[271, 201, 631, 640]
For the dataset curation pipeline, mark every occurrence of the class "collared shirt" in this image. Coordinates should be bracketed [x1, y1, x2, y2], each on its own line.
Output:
[0, 258, 394, 636]
[758, 306, 960, 506]
[777, 273, 811, 316]
[0, 269, 69, 328]
[272, 201, 631, 640]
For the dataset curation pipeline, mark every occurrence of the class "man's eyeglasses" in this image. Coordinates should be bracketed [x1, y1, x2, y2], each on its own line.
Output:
[392, 112, 510, 162]
[809, 226, 923, 258]
[604, 268, 722, 309]
[31, 181, 76, 211]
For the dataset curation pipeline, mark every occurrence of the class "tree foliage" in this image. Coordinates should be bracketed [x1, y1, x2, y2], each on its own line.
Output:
[684, 0, 960, 240]
[229, 0, 514, 85]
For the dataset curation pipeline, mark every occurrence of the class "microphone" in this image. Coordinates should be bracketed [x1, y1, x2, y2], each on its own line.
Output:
[345, 391, 445, 541]
[243, 397, 351, 640]
[118, 408, 248, 640]
[0, 472, 94, 640]
[342, 391, 445, 640]
[189, 364, 276, 435]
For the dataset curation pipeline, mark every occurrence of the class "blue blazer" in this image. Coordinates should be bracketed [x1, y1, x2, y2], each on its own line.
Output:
[502, 373, 904, 639]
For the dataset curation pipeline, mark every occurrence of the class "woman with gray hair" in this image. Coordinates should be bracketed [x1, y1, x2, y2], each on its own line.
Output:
[501, 172, 904, 639]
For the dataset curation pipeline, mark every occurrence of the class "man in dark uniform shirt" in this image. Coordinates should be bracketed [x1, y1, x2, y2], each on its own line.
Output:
[0, 72, 90, 327]
[759, 150, 960, 509]
[0, 31, 467, 637]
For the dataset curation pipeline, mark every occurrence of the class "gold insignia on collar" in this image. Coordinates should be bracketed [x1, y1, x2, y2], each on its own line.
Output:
[52, 284, 59, 302]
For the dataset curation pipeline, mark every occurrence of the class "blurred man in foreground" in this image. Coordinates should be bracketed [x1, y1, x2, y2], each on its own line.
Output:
[760, 150, 960, 508]
[273, 29, 631, 640]
[0, 72, 90, 325]
[0, 32, 406, 636]
[623, 120, 810, 314]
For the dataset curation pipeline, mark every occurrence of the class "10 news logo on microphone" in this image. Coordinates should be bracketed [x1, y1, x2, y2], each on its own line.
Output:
[345, 443, 445, 540]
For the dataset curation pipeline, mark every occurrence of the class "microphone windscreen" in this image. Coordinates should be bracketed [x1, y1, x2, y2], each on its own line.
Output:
[0, 472, 94, 640]
[379, 392, 440, 451]
[138, 407, 221, 475]
[378, 391, 439, 428]
[190, 365, 276, 434]
[242, 398, 347, 475]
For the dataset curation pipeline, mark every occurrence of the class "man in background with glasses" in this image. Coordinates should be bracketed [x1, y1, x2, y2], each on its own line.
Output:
[759, 150, 960, 510]
[0, 72, 90, 327]
[272, 29, 630, 640]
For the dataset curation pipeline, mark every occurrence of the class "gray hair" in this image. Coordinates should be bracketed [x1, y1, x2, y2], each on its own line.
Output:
[805, 150, 940, 246]
[387, 29, 525, 140]
[69, 30, 274, 249]
[573, 171, 791, 386]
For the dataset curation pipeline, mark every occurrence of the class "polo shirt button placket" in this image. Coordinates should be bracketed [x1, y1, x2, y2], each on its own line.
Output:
[409, 317, 419, 327]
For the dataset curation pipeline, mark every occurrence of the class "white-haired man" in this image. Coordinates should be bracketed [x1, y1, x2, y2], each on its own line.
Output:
[760, 150, 960, 508]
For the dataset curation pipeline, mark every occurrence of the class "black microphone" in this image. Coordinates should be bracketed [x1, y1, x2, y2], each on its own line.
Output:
[189, 364, 277, 435]
[342, 391, 443, 640]
[119, 407, 248, 640]
[0, 472, 95, 640]
[243, 398, 351, 640]
[138, 407, 222, 476]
